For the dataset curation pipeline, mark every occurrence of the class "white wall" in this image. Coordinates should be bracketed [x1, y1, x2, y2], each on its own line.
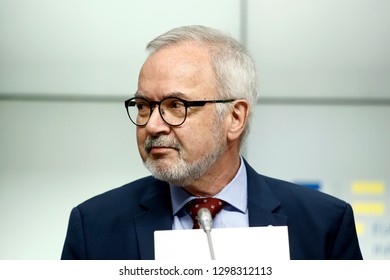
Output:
[245, 0, 390, 260]
[247, 0, 390, 99]
[246, 105, 390, 260]
[0, 100, 147, 259]
[0, 0, 240, 95]
[0, 0, 241, 259]
[1, 0, 389, 259]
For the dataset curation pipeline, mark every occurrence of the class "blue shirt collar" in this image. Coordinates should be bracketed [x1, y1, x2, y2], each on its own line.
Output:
[170, 156, 247, 216]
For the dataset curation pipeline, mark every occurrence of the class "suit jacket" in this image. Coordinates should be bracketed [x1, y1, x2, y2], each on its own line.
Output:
[61, 160, 363, 260]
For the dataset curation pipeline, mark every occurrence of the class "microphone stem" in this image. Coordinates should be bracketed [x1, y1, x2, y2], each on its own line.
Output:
[205, 229, 215, 260]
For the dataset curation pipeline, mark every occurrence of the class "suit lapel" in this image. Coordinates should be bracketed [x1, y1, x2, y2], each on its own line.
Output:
[244, 160, 288, 227]
[134, 180, 172, 260]
[133, 161, 287, 259]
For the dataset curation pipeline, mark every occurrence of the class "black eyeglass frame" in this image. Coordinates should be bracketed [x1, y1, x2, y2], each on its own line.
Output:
[124, 96, 236, 126]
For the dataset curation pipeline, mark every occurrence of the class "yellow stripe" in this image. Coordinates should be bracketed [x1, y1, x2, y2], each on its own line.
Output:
[352, 181, 385, 195]
[355, 222, 364, 235]
[353, 202, 385, 215]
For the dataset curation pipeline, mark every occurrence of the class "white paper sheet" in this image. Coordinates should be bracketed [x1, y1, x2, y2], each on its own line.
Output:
[154, 226, 290, 260]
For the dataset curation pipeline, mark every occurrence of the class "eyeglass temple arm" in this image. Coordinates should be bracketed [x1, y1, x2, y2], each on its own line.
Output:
[185, 99, 236, 107]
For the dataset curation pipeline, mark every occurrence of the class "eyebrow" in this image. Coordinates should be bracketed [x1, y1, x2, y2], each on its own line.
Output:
[134, 91, 187, 100]
[134, 92, 144, 98]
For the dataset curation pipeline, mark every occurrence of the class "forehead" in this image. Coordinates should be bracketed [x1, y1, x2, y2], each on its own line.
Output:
[137, 42, 217, 99]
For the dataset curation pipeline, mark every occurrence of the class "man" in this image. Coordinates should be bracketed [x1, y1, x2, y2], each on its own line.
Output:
[61, 25, 363, 260]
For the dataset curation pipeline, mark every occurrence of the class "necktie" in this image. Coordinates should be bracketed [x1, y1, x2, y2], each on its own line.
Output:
[185, 197, 225, 229]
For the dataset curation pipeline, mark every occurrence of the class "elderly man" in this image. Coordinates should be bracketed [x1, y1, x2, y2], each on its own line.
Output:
[61, 25, 362, 260]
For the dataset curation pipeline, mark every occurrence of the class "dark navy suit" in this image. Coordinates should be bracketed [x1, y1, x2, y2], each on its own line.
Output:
[61, 160, 363, 260]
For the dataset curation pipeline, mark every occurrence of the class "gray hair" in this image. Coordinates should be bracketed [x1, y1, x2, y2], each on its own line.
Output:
[146, 25, 258, 143]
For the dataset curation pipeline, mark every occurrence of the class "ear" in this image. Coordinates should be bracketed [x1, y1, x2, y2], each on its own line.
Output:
[226, 99, 250, 142]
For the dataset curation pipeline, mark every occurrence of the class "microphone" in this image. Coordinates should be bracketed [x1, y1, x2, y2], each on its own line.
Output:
[198, 208, 212, 232]
[197, 208, 216, 260]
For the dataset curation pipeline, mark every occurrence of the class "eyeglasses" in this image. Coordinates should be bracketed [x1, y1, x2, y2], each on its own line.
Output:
[124, 96, 235, 126]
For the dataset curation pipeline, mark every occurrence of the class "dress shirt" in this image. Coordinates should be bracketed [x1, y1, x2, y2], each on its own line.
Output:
[170, 157, 249, 230]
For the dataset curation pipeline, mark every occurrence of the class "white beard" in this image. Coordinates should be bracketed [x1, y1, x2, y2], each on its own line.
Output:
[143, 127, 226, 186]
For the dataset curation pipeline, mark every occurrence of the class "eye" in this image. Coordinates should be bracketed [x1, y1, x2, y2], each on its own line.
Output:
[166, 98, 185, 109]
[134, 99, 149, 112]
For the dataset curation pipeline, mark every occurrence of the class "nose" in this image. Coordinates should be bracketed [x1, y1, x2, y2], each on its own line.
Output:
[144, 106, 171, 136]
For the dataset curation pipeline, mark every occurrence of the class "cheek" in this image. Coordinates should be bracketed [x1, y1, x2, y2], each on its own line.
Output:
[136, 128, 147, 158]
[178, 124, 218, 156]
[186, 111, 216, 143]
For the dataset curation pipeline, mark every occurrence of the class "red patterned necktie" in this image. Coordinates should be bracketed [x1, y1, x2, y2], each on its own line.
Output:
[185, 197, 225, 229]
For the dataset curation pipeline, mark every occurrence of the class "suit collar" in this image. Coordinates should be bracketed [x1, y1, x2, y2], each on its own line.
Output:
[244, 159, 288, 227]
[134, 160, 287, 259]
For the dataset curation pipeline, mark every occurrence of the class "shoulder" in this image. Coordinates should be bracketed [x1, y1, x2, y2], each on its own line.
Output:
[259, 174, 343, 203]
[244, 160, 348, 214]
[76, 176, 169, 214]
[260, 174, 353, 228]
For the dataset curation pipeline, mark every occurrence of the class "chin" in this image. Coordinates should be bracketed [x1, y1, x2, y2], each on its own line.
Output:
[144, 157, 173, 173]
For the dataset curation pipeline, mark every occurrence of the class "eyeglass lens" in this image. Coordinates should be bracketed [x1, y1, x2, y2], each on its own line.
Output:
[126, 97, 187, 126]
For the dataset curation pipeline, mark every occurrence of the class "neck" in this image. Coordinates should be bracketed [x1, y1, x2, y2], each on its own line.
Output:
[183, 151, 241, 197]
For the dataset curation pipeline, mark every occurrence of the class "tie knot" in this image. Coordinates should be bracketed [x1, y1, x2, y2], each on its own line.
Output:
[185, 197, 225, 229]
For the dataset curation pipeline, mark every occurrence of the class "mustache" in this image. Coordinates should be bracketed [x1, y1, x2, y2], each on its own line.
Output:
[144, 135, 182, 153]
